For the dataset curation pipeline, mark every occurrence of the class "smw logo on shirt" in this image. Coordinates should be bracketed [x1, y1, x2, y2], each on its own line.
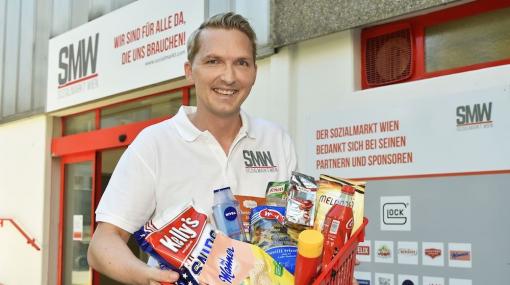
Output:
[243, 150, 278, 173]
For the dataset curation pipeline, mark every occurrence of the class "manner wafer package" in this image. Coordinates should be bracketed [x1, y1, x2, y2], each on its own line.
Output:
[134, 202, 215, 285]
[199, 233, 294, 285]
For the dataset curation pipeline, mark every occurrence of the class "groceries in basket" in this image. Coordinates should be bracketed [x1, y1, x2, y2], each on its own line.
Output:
[294, 229, 324, 285]
[134, 173, 366, 285]
[321, 184, 355, 267]
[199, 232, 294, 285]
[212, 187, 247, 242]
[234, 194, 267, 240]
[285, 172, 318, 227]
[133, 202, 215, 285]
[249, 205, 297, 273]
[265, 181, 290, 206]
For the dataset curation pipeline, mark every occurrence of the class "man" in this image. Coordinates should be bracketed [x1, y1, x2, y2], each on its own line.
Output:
[88, 12, 297, 285]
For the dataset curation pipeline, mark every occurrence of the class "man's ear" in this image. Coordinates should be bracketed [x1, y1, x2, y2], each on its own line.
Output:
[184, 61, 193, 83]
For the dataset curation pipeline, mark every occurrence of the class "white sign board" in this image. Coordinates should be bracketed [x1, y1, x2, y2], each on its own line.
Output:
[46, 0, 204, 112]
[305, 85, 510, 179]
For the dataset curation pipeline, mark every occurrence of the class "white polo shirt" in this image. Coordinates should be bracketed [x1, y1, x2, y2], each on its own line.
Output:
[96, 106, 297, 233]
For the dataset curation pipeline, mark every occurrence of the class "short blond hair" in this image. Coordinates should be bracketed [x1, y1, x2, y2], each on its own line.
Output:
[187, 12, 257, 63]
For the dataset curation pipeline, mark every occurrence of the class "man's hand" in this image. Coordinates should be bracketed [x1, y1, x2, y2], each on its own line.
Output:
[147, 267, 179, 285]
[88, 222, 180, 285]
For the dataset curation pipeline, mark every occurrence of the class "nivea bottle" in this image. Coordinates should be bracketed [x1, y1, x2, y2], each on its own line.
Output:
[212, 187, 246, 242]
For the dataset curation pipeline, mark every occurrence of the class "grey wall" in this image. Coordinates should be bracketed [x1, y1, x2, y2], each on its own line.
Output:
[0, 0, 136, 124]
[357, 174, 510, 283]
[271, 0, 465, 47]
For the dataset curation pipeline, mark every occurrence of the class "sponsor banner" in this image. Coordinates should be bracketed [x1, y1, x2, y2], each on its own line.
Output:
[47, 0, 204, 111]
[398, 274, 419, 285]
[304, 83, 510, 179]
[397, 241, 418, 265]
[449, 278, 472, 285]
[448, 242, 472, 268]
[356, 240, 371, 262]
[355, 271, 372, 285]
[380, 196, 411, 231]
[422, 276, 444, 285]
[422, 242, 444, 267]
[375, 273, 395, 285]
[374, 241, 394, 264]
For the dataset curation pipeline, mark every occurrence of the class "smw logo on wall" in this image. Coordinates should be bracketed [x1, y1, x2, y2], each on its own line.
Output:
[456, 102, 493, 130]
[57, 33, 100, 96]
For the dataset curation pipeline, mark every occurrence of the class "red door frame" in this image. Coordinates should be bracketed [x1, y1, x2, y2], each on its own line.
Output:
[55, 119, 170, 285]
[53, 85, 191, 285]
[58, 152, 96, 285]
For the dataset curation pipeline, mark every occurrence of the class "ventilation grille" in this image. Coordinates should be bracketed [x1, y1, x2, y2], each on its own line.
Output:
[365, 28, 413, 86]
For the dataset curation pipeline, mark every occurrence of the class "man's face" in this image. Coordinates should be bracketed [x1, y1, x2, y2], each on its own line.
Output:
[185, 28, 257, 119]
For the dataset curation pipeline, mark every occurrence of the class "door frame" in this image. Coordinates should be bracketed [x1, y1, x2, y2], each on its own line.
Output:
[58, 152, 96, 285]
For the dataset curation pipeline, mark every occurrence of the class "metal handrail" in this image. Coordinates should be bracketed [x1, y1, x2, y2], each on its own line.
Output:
[0, 218, 41, 251]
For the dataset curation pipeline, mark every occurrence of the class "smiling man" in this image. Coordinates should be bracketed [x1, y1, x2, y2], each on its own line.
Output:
[88, 13, 297, 285]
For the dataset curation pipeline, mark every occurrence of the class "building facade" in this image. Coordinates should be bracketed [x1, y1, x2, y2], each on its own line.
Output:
[1, 0, 509, 284]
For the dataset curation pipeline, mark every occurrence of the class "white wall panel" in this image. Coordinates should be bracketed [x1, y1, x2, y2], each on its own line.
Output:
[17, 0, 36, 113]
[2, 0, 21, 117]
[0, 116, 49, 284]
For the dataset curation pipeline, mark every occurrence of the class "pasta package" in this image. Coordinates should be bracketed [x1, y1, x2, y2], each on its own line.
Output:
[249, 205, 297, 273]
[134, 202, 215, 285]
[199, 233, 294, 285]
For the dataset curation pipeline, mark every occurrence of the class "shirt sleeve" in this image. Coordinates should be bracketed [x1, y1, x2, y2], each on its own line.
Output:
[95, 139, 157, 233]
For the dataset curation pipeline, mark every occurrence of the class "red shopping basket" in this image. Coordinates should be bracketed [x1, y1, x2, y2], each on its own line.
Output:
[312, 218, 369, 285]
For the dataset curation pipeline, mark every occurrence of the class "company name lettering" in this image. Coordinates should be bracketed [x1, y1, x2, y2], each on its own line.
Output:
[219, 247, 235, 284]
[159, 218, 199, 253]
[456, 102, 492, 126]
[59, 33, 99, 86]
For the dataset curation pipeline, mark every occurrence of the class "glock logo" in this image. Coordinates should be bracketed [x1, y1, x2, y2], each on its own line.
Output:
[383, 203, 408, 225]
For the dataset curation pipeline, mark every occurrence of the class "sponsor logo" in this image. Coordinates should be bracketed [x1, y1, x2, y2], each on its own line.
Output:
[243, 150, 278, 173]
[58, 33, 99, 88]
[456, 102, 493, 130]
[218, 247, 236, 284]
[377, 245, 391, 257]
[147, 206, 208, 268]
[259, 208, 285, 223]
[267, 184, 285, 195]
[358, 279, 370, 285]
[450, 250, 471, 261]
[399, 248, 418, 256]
[223, 207, 238, 221]
[357, 245, 370, 255]
[425, 248, 442, 259]
[383, 202, 408, 225]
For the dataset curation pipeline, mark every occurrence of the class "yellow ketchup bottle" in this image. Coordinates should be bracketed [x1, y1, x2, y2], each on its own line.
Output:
[294, 230, 324, 285]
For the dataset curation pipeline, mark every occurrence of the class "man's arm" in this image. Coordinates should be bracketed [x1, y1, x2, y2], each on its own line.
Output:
[87, 222, 179, 285]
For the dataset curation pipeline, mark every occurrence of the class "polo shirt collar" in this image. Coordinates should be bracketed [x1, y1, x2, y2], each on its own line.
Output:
[174, 106, 256, 142]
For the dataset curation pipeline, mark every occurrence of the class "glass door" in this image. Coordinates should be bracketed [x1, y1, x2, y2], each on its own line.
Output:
[61, 153, 95, 285]
[95, 147, 148, 285]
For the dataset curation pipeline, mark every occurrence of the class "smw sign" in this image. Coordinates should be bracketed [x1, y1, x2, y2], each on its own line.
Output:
[456, 102, 493, 130]
[46, 0, 204, 112]
[58, 33, 99, 88]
